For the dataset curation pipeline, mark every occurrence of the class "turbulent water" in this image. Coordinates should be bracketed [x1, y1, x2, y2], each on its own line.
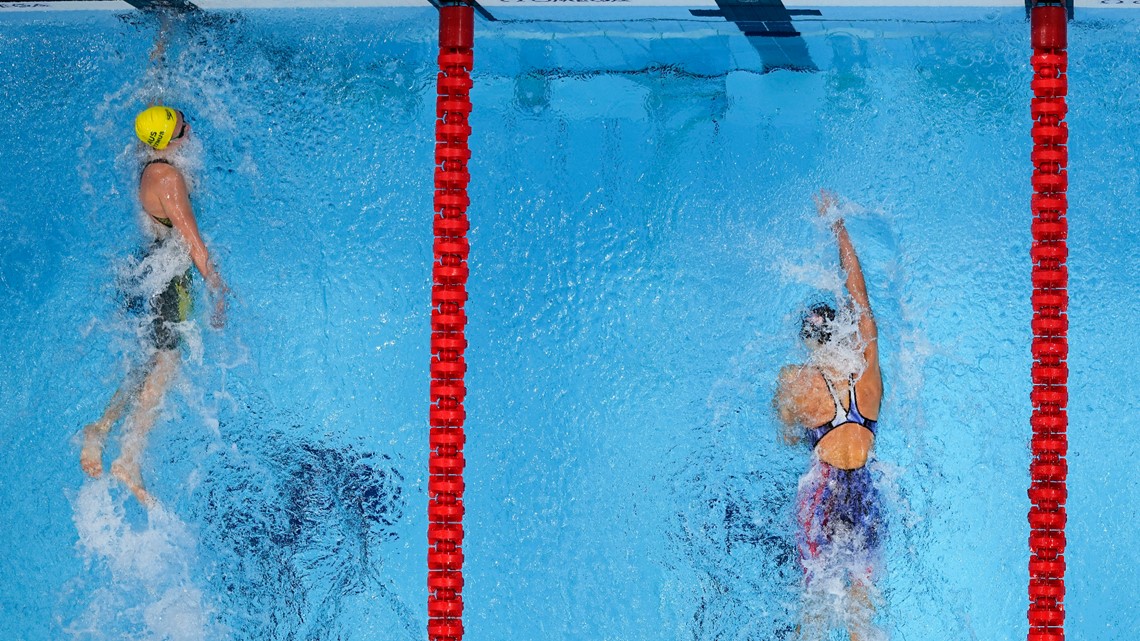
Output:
[0, 6, 1138, 641]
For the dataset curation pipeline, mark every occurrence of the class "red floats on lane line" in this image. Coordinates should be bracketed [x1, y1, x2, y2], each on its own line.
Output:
[430, 7, 474, 641]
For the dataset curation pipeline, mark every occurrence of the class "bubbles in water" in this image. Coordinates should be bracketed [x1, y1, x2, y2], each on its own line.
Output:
[111, 232, 200, 364]
[796, 460, 886, 641]
[68, 478, 227, 641]
[803, 303, 867, 384]
[119, 234, 193, 305]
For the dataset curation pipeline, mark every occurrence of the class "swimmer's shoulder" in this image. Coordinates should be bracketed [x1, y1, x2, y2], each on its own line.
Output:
[141, 159, 179, 180]
[139, 160, 189, 198]
[779, 364, 819, 387]
[778, 364, 802, 380]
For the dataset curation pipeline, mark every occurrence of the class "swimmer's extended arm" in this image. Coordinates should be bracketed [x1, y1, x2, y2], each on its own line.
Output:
[153, 165, 228, 326]
[831, 213, 882, 410]
[150, 13, 172, 63]
[833, 221, 873, 333]
[815, 190, 881, 407]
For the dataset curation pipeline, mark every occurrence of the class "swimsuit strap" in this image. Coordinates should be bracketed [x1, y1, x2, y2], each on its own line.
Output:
[847, 380, 878, 436]
[807, 372, 878, 448]
[806, 371, 850, 448]
[821, 376, 846, 426]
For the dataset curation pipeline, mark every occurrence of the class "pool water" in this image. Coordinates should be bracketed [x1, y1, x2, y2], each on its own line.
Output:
[0, 6, 1138, 641]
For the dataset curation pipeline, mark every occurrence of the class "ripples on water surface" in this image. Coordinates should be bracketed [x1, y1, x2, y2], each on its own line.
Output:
[0, 6, 1137, 641]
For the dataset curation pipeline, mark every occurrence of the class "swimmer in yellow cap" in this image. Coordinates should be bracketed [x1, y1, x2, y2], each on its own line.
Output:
[134, 105, 186, 150]
[80, 104, 228, 505]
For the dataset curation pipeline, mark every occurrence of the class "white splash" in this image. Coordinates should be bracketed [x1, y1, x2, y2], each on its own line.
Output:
[797, 463, 887, 641]
[122, 234, 193, 301]
[805, 302, 868, 383]
[67, 479, 228, 641]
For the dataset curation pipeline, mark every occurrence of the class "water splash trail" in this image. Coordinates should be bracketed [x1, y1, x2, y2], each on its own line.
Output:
[67, 478, 228, 641]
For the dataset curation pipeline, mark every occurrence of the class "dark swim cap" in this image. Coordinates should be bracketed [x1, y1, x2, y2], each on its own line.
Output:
[800, 303, 837, 346]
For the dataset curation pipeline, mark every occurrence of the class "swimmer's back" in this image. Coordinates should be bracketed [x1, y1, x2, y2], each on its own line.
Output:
[780, 365, 880, 470]
[138, 159, 185, 230]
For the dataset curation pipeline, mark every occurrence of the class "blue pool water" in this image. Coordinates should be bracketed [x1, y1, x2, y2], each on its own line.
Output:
[1, 6, 1139, 641]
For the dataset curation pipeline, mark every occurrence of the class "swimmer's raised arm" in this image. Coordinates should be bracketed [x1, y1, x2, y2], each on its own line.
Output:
[816, 190, 881, 400]
[834, 221, 872, 327]
[150, 13, 172, 63]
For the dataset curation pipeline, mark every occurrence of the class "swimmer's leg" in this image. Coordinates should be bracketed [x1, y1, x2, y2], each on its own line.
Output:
[846, 574, 883, 641]
[845, 468, 884, 641]
[81, 376, 138, 478]
[111, 349, 177, 505]
[797, 611, 827, 641]
[795, 462, 835, 641]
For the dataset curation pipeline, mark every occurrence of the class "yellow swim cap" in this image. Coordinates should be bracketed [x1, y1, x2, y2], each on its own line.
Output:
[134, 106, 178, 150]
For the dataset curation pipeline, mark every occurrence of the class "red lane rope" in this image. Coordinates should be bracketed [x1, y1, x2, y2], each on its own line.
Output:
[1028, 6, 1068, 641]
[429, 5, 473, 641]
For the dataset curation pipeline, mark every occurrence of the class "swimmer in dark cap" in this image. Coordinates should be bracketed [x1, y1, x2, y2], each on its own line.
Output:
[774, 190, 884, 641]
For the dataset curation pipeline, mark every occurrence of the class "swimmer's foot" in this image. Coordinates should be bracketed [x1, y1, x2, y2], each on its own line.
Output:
[111, 458, 154, 506]
[80, 423, 108, 478]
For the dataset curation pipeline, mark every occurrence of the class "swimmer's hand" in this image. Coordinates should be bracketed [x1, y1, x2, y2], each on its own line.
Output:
[814, 190, 845, 231]
[813, 189, 838, 216]
[211, 297, 226, 329]
[209, 285, 228, 329]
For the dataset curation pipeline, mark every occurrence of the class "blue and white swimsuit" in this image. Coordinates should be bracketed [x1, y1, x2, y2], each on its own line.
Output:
[795, 376, 882, 584]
